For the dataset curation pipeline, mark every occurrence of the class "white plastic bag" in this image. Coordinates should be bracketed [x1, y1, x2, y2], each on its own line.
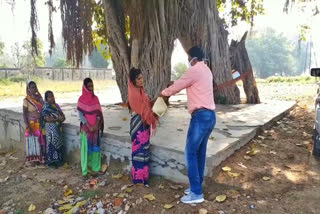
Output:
[152, 97, 168, 117]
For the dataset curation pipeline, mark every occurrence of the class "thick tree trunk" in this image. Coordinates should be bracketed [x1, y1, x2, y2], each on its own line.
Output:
[178, 0, 240, 104]
[127, 0, 176, 100]
[104, 0, 242, 104]
[103, 0, 130, 102]
[229, 32, 260, 104]
[103, 0, 175, 102]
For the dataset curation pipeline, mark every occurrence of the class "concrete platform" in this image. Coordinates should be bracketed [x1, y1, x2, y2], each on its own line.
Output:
[0, 94, 296, 183]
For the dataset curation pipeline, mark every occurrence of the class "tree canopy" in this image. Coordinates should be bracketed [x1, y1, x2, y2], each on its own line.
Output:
[0, 41, 4, 56]
[246, 28, 306, 78]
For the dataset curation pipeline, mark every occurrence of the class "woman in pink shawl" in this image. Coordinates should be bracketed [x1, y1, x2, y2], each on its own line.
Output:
[128, 68, 158, 186]
[77, 78, 104, 178]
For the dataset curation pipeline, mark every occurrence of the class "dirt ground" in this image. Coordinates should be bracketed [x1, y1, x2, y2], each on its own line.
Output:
[1, 86, 320, 214]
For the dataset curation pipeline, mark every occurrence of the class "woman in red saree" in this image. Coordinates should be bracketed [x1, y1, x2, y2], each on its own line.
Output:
[128, 68, 158, 186]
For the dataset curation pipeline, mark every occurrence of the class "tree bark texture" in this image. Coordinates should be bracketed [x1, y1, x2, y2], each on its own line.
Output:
[178, 0, 240, 104]
[229, 32, 260, 104]
[103, 0, 242, 104]
[103, 0, 176, 101]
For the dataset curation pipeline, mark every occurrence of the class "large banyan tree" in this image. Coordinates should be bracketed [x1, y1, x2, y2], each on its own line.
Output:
[29, 0, 267, 104]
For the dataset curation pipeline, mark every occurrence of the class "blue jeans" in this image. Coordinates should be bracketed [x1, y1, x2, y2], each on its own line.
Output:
[185, 109, 216, 195]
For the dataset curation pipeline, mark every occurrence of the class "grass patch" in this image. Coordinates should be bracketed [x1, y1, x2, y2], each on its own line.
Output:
[0, 78, 116, 98]
[81, 189, 104, 199]
[257, 76, 317, 84]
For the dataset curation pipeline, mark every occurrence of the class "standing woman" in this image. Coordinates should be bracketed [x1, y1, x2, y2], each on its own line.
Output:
[41, 91, 65, 167]
[23, 81, 45, 165]
[77, 78, 104, 178]
[128, 68, 158, 186]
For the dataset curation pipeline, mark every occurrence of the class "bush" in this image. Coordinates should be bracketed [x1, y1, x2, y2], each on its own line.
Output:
[8, 75, 27, 83]
[264, 76, 315, 84]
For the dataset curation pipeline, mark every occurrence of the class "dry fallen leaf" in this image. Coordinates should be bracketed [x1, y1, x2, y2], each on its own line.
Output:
[163, 204, 174, 209]
[58, 200, 68, 205]
[100, 164, 108, 173]
[244, 155, 251, 160]
[0, 176, 9, 183]
[158, 184, 164, 189]
[112, 173, 123, 179]
[169, 184, 183, 190]
[222, 166, 232, 172]
[237, 163, 247, 169]
[28, 204, 36, 212]
[114, 198, 124, 207]
[58, 204, 73, 212]
[125, 187, 133, 193]
[229, 189, 241, 198]
[64, 189, 73, 196]
[144, 194, 156, 201]
[262, 176, 271, 181]
[216, 195, 227, 203]
[199, 208, 208, 214]
[63, 163, 69, 169]
[90, 178, 99, 187]
[227, 172, 241, 177]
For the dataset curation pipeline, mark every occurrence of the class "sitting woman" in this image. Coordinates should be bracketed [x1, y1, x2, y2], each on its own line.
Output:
[41, 91, 65, 167]
[128, 68, 158, 186]
[77, 78, 104, 179]
[23, 81, 45, 165]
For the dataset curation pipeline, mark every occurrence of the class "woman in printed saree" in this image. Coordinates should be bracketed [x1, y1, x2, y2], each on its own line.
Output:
[23, 81, 45, 165]
[77, 78, 104, 178]
[128, 68, 158, 186]
[41, 91, 65, 167]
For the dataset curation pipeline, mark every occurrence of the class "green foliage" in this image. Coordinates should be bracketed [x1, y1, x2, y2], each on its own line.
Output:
[265, 76, 314, 83]
[22, 39, 46, 68]
[52, 57, 70, 68]
[298, 24, 311, 41]
[0, 41, 4, 56]
[89, 46, 110, 68]
[217, 0, 265, 28]
[8, 39, 46, 72]
[8, 75, 27, 83]
[246, 28, 300, 78]
[81, 189, 104, 200]
[45, 37, 67, 67]
[92, 0, 111, 60]
[173, 63, 188, 79]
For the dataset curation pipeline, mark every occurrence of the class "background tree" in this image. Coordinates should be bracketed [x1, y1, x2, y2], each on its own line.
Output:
[230, 32, 260, 104]
[0, 41, 4, 56]
[52, 57, 70, 68]
[9, 39, 45, 77]
[246, 28, 297, 78]
[45, 37, 67, 67]
[0, 41, 8, 68]
[88, 45, 110, 68]
[20, 39, 45, 77]
[173, 63, 188, 79]
[29, 0, 266, 104]
[10, 42, 23, 68]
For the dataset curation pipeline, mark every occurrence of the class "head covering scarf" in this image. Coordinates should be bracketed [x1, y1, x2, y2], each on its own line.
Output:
[128, 78, 157, 131]
[41, 91, 62, 121]
[77, 80, 103, 127]
[41, 91, 63, 132]
[26, 81, 44, 113]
